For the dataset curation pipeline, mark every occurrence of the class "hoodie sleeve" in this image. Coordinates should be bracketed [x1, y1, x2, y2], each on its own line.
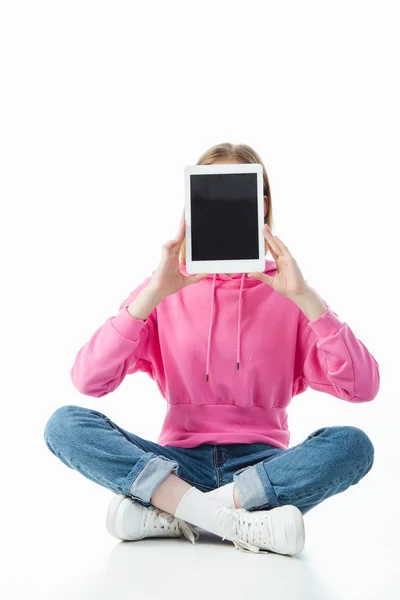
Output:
[70, 274, 160, 397]
[295, 294, 380, 403]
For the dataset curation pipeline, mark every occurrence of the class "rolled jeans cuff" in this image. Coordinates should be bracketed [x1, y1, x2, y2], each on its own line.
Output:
[123, 452, 179, 506]
[233, 461, 279, 511]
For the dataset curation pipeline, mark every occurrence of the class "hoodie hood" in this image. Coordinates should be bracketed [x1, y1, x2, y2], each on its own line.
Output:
[179, 258, 277, 382]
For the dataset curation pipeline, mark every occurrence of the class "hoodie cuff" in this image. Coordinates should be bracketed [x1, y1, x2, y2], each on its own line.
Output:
[111, 305, 149, 342]
[307, 308, 343, 339]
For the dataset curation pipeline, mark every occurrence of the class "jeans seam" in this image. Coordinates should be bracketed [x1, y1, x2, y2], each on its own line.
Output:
[213, 446, 223, 487]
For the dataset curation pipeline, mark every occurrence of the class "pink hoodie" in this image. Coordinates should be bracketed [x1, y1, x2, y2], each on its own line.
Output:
[70, 259, 380, 448]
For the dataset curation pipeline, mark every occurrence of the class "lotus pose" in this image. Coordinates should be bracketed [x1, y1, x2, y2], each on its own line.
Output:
[44, 142, 379, 555]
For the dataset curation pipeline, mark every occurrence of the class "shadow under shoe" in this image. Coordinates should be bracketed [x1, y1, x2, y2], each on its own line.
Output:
[106, 493, 199, 544]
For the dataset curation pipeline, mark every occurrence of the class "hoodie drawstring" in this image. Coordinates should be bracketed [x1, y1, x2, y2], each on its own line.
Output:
[237, 273, 245, 372]
[205, 273, 245, 382]
[205, 275, 216, 382]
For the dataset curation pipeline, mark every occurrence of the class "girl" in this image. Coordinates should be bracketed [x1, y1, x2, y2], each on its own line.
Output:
[44, 142, 379, 556]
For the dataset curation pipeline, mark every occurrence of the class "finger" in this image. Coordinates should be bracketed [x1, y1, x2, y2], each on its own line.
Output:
[248, 272, 274, 286]
[264, 234, 280, 261]
[263, 225, 283, 257]
[175, 215, 186, 243]
[166, 218, 185, 253]
[264, 224, 291, 255]
[266, 241, 280, 262]
[271, 234, 290, 255]
[184, 273, 209, 286]
[163, 240, 178, 252]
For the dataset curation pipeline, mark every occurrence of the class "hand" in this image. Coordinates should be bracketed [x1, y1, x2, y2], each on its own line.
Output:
[149, 215, 209, 298]
[248, 223, 309, 299]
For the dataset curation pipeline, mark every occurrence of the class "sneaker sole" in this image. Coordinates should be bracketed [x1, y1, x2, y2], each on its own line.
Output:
[106, 493, 133, 540]
[271, 505, 305, 555]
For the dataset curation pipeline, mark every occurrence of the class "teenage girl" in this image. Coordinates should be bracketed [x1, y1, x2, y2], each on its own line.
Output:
[44, 142, 379, 555]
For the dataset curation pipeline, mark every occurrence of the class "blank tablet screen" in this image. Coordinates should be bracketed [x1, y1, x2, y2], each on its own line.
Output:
[190, 172, 259, 261]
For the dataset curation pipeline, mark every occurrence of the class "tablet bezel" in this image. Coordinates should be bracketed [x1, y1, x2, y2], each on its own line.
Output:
[184, 163, 266, 275]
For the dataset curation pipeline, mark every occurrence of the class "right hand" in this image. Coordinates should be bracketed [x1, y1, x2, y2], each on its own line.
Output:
[149, 215, 209, 298]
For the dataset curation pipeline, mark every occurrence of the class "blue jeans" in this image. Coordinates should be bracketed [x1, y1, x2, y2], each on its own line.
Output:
[43, 405, 375, 515]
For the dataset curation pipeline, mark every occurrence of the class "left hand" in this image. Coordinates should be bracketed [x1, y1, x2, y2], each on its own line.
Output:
[248, 223, 310, 299]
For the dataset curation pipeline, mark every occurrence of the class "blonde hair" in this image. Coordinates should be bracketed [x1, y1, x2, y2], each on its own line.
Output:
[179, 142, 273, 265]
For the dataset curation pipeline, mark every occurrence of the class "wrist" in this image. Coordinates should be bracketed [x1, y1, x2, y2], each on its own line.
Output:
[145, 283, 166, 303]
[126, 284, 164, 322]
[289, 286, 328, 322]
[287, 285, 313, 304]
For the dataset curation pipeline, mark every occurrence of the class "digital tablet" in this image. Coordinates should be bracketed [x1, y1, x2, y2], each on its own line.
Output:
[184, 162, 266, 275]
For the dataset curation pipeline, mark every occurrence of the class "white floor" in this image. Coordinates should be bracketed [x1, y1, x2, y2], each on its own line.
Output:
[3, 448, 399, 600]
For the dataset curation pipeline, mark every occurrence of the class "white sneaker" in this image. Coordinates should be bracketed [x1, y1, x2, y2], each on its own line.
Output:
[106, 493, 199, 544]
[216, 504, 305, 555]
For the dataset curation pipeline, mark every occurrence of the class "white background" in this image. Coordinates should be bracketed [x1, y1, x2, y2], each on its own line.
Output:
[1, 1, 399, 598]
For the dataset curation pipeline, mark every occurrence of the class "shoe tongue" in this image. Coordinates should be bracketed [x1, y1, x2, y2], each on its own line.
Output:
[156, 509, 175, 522]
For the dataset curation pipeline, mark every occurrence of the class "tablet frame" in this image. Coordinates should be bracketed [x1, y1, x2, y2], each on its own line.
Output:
[184, 162, 266, 275]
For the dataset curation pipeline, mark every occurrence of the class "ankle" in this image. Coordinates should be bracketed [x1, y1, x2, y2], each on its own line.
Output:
[151, 473, 193, 515]
[233, 485, 242, 509]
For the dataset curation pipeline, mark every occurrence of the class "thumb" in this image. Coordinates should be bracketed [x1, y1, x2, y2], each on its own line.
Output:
[185, 273, 209, 286]
[248, 272, 274, 286]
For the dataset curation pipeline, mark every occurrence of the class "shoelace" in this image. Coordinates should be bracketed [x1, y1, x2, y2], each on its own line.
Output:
[143, 505, 274, 553]
[216, 505, 272, 554]
[149, 507, 200, 545]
